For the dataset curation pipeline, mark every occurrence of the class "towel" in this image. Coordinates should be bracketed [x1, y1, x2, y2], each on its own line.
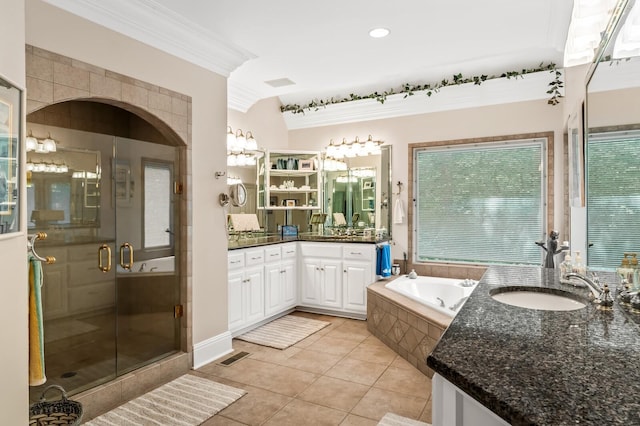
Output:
[393, 198, 405, 224]
[376, 243, 392, 277]
[28, 254, 46, 386]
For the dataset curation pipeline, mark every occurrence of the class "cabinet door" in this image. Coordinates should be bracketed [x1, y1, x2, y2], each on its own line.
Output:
[245, 266, 265, 323]
[282, 259, 297, 307]
[343, 261, 370, 312]
[264, 263, 284, 316]
[321, 260, 342, 308]
[301, 259, 321, 305]
[228, 270, 245, 331]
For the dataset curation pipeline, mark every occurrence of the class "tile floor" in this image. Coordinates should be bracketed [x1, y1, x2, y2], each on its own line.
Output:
[193, 312, 432, 426]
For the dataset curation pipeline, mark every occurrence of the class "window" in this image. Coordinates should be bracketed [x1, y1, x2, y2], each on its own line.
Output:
[143, 160, 173, 249]
[587, 130, 640, 269]
[413, 137, 547, 265]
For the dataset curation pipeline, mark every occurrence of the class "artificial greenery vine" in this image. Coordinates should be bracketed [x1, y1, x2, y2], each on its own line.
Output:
[280, 62, 564, 114]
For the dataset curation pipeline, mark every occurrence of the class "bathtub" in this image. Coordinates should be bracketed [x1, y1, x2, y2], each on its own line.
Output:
[385, 275, 477, 317]
[116, 256, 175, 274]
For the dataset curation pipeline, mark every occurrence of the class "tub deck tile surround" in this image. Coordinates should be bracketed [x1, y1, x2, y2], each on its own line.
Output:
[367, 278, 450, 377]
[427, 265, 640, 425]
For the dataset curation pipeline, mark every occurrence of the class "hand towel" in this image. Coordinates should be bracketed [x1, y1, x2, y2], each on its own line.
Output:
[376, 243, 392, 277]
[393, 198, 405, 224]
[28, 254, 46, 386]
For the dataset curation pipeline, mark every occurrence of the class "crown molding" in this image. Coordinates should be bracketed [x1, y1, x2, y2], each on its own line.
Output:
[283, 70, 564, 130]
[588, 58, 640, 92]
[43, 0, 255, 77]
[227, 80, 264, 113]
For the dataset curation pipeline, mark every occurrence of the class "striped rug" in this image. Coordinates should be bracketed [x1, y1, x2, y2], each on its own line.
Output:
[236, 314, 330, 349]
[378, 413, 431, 426]
[85, 374, 246, 425]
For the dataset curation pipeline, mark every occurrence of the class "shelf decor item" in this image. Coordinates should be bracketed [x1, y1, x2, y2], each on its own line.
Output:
[298, 159, 313, 170]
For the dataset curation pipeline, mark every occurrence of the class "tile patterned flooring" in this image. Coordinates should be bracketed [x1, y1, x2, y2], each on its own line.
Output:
[193, 312, 432, 425]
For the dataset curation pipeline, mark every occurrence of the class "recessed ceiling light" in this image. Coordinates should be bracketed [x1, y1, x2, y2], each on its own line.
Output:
[369, 27, 390, 38]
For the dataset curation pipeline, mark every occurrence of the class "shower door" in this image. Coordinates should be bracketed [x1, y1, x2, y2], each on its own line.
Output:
[27, 127, 179, 401]
[113, 136, 180, 375]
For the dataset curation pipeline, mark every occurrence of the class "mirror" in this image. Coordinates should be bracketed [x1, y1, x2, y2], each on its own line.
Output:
[584, 1, 640, 268]
[27, 147, 101, 228]
[322, 145, 392, 236]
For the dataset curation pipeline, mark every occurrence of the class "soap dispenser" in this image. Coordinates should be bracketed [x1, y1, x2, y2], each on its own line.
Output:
[616, 254, 634, 286]
[560, 253, 573, 279]
[408, 269, 418, 279]
[574, 251, 586, 275]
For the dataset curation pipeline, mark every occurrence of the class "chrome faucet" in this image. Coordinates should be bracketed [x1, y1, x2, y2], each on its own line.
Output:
[138, 262, 147, 272]
[563, 272, 604, 301]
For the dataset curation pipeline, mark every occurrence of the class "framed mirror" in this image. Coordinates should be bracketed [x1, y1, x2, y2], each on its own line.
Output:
[0, 76, 22, 234]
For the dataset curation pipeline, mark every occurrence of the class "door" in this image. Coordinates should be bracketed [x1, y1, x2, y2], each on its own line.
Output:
[321, 260, 342, 308]
[264, 262, 283, 316]
[343, 261, 369, 312]
[114, 137, 180, 374]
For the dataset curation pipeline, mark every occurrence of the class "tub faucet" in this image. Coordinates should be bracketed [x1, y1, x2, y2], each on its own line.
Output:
[138, 262, 147, 272]
[563, 272, 603, 301]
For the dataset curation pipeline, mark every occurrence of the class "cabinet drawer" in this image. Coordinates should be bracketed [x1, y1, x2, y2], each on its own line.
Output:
[68, 281, 115, 313]
[299, 242, 341, 259]
[343, 245, 374, 260]
[245, 249, 265, 266]
[68, 259, 116, 286]
[281, 243, 297, 259]
[264, 246, 281, 262]
[228, 252, 245, 269]
[68, 244, 103, 261]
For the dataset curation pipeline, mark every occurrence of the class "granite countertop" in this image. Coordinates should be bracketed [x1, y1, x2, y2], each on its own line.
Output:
[228, 233, 384, 250]
[427, 265, 640, 425]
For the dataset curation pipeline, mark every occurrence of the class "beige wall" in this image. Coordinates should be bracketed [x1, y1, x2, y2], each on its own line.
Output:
[0, 1, 28, 423]
[25, 0, 229, 353]
[286, 99, 566, 260]
[228, 97, 289, 150]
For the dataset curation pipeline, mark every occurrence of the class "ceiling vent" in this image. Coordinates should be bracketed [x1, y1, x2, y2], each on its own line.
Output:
[265, 78, 296, 88]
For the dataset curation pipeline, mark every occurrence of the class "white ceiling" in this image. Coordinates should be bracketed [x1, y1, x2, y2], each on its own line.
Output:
[45, 0, 576, 112]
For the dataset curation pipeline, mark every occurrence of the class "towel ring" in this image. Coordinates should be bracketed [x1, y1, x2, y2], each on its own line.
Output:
[27, 232, 56, 264]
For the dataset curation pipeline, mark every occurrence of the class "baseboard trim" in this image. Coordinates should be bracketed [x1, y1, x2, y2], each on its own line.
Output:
[192, 331, 233, 369]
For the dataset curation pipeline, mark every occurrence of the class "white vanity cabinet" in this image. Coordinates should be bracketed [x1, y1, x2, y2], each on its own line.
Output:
[299, 242, 376, 315]
[264, 243, 298, 316]
[228, 249, 265, 333]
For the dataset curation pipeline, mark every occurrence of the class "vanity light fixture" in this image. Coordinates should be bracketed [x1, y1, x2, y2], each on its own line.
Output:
[227, 126, 259, 167]
[324, 135, 383, 160]
[25, 131, 58, 153]
[613, 0, 640, 58]
[369, 27, 390, 38]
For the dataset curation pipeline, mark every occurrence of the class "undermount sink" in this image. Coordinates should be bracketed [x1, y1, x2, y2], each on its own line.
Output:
[490, 287, 587, 311]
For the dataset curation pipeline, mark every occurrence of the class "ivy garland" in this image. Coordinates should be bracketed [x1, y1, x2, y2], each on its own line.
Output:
[280, 62, 564, 115]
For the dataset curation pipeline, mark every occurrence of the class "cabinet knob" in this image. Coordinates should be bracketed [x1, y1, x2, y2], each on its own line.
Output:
[320, 267, 324, 271]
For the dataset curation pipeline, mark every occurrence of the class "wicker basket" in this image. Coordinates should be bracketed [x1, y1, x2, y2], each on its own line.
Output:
[29, 385, 83, 426]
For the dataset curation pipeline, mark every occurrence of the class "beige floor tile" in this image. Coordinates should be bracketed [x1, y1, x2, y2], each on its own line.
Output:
[294, 332, 326, 348]
[216, 383, 292, 425]
[325, 326, 370, 343]
[249, 345, 302, 364]
[263, 399, 347, 426]
[306, 335, 361, 356]
[325, 357, 387, 386]
[298, 375, 370, 412]
[200, 414, 247, 425]
[347, 342, 398, 366]
[389, 355, 416, 370]
[374, 366, 431, 397]
[351, 387, 427, 421]
[420, 396, 433, 424]
[339, 414, 379, 426]
[280, 348, 344, 374]
[360, 335, 389, 347]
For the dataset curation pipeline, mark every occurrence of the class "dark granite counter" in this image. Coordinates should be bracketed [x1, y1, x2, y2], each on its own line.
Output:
[427, 265, 640, 425]
[228, 233, 383, 250]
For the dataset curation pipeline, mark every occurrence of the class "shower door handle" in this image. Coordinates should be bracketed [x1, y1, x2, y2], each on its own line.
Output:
[120, 242, 134, 270]
[98, 244, 112, 272]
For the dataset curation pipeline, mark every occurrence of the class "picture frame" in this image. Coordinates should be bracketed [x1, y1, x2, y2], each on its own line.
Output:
[363, 180, 374, 189]
[285, 199, 296, 207]
[0, 76, 22, 234]
[298, 159, 313, 170]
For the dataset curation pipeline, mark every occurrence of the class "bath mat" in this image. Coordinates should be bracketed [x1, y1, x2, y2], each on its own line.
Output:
[84, 374, 246, 425]
[378, 412, 431, 426]
[236, 314, 330, 349]
[44, 319, 99, 343]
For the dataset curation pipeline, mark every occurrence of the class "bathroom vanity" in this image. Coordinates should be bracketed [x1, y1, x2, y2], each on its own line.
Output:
[227, 236, 379, 336]
[427, 265, 639, 425]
